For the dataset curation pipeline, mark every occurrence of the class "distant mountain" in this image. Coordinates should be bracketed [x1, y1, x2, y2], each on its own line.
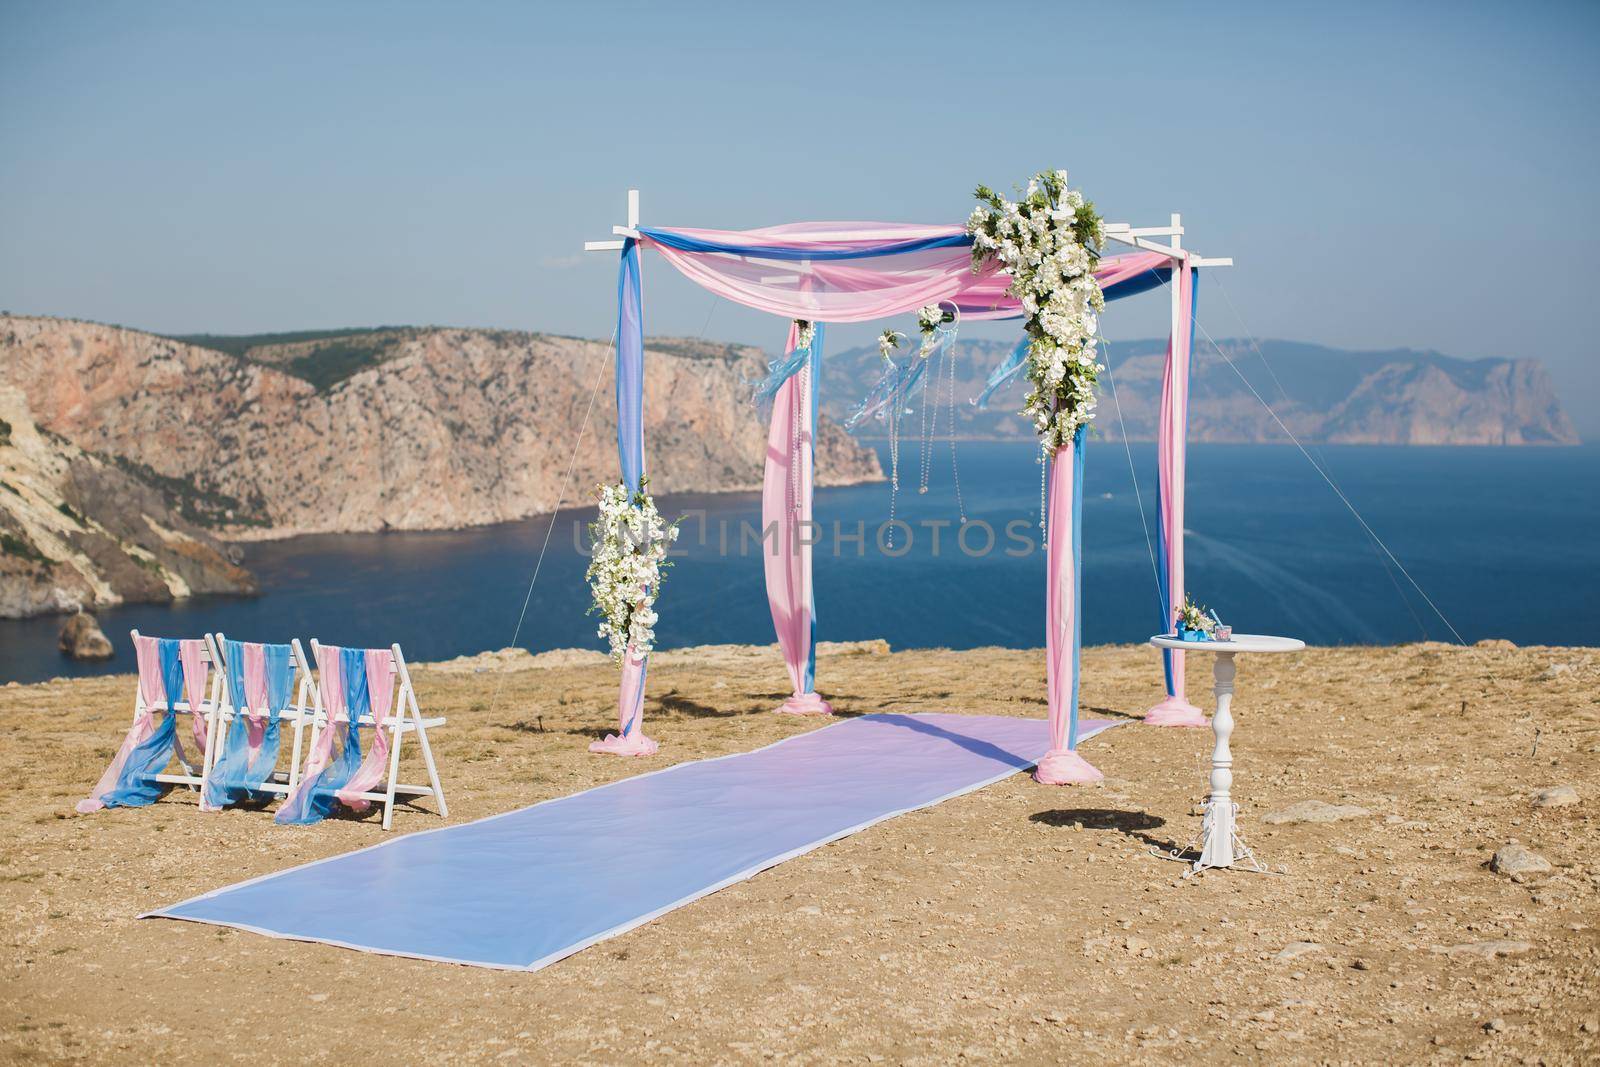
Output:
[821, 338, 1579, 446]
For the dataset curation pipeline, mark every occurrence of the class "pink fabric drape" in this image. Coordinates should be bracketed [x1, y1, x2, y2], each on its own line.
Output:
[1145, 260, 1206, 727]
[590, 650, 658, 755]
[75, 635, 163, 813]
[242, 643, 269, 766]
[763, 323, 831, 715]
[336, 649, 397, 810]
[178, 639, 209, 758]
[1036, 441, 1101, 785]
[287, 647, 344, 796]
[642, 224, 1169, 324]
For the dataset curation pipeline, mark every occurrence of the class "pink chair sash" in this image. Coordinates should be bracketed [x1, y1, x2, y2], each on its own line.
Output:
[241, 642, 270, 767]
[75, 635, 162, 813]
[290, 648, 345, 793]
[178, 638, 209, 760]
[336, 649, 396, 810]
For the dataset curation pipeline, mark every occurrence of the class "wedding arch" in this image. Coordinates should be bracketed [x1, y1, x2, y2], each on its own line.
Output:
[581, 180, 1232, 783]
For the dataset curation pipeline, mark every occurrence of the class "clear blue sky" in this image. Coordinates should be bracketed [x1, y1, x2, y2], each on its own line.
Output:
[3, 2, 1598, 433]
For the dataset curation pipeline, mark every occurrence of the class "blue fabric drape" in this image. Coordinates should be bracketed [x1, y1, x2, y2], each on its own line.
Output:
[275, 647, 368, 825]
[101, 639, 186, 807]
[803, 324, 824, 695]
[616, 239, 645, 492]
[974, 336, 1030, 410]
[750, 323, 820, 407]
[638, 226, 970, 261]
[203, 641, 293, 808]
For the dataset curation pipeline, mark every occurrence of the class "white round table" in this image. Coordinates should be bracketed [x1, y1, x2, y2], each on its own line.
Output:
[1149, 633, 1305, 874]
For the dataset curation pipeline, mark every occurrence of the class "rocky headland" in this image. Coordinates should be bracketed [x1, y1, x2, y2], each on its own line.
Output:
[0, 316, 882, 617]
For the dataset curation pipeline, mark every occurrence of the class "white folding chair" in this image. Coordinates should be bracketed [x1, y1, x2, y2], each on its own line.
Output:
[201, 634, 318, 800]
[304, 639, 448, 830]
[127, 628, 225, 795]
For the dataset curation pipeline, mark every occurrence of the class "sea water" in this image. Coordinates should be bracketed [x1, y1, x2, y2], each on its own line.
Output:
[2, 442, 1595, 684]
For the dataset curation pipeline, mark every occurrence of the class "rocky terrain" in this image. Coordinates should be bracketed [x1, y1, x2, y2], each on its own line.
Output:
[824, 338, 1581, 446]
[1, 640, 1595, 1064]
[0, 316, 882, 616]
[0, 383, 254, 618]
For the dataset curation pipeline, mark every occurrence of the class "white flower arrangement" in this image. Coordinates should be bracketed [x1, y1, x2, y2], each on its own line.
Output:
[794, 319, 816, 352]
[916, 302, 954, 357]
[586, 477, 679, 662]
[966, 169, 1105, 452]
[878, 329, 906, 364]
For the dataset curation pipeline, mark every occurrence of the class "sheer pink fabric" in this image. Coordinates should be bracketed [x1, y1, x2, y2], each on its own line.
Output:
[289, 647, 344, 794]
[590, 650, 658, 755]
[178, 640, 209, 758]
[642, 223, 1169, 323]
[75, 635, 163, 813]
[1146, 262, 1207, 727]
[1035, 442, 1101, 785]
[337, 649, 396, 810]
[242, 643, 269, 766]
[763, 322, 831, 715]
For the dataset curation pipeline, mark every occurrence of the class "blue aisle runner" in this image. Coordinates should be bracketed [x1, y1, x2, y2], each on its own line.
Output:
[146, 712, 1117, 970]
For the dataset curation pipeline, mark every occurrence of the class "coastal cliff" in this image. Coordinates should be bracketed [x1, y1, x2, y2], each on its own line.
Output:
[0, 316, 881, 540]
[0, 316, 881, 616]
[0, 385, 255, 618]
[823, 338, 1581, 446]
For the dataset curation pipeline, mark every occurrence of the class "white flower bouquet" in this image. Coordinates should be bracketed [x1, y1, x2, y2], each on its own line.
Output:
[966, 169, 1105, 453]
[794, 319, 816, 352]
[586, 477, 679, 662]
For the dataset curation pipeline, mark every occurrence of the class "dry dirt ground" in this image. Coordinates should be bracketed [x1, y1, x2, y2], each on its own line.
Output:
[2, 641, 1597, 1065]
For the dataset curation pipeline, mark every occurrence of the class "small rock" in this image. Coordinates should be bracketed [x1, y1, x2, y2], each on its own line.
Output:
[1532, 785, 1579, 809]
[1432, 940, 1534, 959]
[1352, 958, 1371, 971]
[1491, 843, 1553, 882]
[1275, 942, 1322, 962]
[57, 611, 113, 661]
[1484, 1018, 1506, 1033]
[1262, 800, 1371, 825]
[796, 905, 822, 916]
[308, 992, 329, 1003]
[1581, 1019, 1598, 1034]
[1475, 638, 1516, 649]
[1536, 663, 1571, 681]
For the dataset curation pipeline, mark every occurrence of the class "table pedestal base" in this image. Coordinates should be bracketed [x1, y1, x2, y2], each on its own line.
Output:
[1158, 798, 1272, 877]
[1154, 649, 1278, 876]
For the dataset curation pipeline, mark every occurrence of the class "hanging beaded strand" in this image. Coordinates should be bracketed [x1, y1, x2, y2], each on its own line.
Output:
[1039, 441, 1050, 548]
[917, 344, 935, 495]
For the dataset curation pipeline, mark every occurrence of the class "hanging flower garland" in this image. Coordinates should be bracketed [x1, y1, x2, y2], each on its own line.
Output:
[794, 318, 816, 352]
[586, 477, 679, 662]
[966, 169, 1105, 453]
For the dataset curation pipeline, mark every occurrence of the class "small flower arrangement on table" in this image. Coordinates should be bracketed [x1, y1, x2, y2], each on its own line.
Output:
[1175, 595, 1229, 642]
